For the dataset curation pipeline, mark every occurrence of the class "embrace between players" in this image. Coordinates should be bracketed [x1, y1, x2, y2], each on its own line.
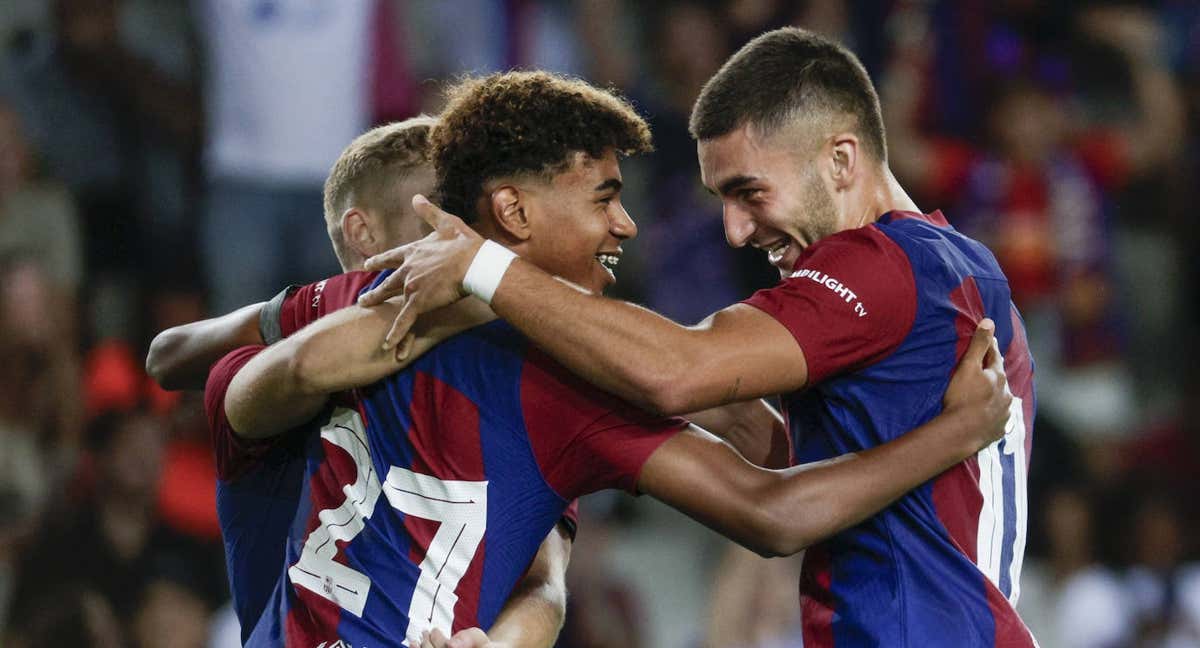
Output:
[150, 28, 1036, 648]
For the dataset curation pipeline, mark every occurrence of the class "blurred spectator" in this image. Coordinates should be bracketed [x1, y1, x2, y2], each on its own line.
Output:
[7, 584, 126, 648]
[1019, 486, 1131, 648]
[197, 0, 419, 313]
[0, 0, 201, 290]
[8, 406, 224, 641]
[633, 2, 760, 323]
[703, 544, 802, 648]
[132, 570, 213, 648]
[882, 5, 1185, 439]
[1123, 491, 1200, 647]
[555, 499, 647, 648]
[0, 255, 89, 631]
[0, 99, 82, 300]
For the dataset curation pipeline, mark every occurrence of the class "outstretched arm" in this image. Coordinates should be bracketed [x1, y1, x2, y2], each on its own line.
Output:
[1078, 6, 1186, 174]
[639, 320, 1011, 557]
[359, 197, 808, 416]
[147, 302, 266, 391]
[225, 297, 493, 438]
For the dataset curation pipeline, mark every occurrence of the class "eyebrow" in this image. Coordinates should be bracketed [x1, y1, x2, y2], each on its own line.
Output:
[716, 175, 758, 196]
[593, 178, 623, 193]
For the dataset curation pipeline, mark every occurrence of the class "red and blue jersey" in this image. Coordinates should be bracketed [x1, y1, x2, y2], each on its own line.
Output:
[743, 210, 1037, 647]
[209, 273, 682, 648]
[205, 272, 399, 640]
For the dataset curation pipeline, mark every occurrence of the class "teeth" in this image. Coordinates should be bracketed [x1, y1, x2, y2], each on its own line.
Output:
[596, 254, 620, 270]
[766, 242, 788, 265]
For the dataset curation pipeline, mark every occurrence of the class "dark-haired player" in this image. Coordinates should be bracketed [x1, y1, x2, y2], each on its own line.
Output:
[217, 71, 1014, 647]
[147, 117, 575, 648]
[364, 30, 1039, 647]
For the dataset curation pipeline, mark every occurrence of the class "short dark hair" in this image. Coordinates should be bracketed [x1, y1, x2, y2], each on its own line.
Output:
[689, 28, 887, 162]
[432, 71, 653, 223]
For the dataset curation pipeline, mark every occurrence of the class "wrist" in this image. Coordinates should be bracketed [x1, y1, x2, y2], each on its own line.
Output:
[944, 403, 986, 453]
[462, 240, 517, 305]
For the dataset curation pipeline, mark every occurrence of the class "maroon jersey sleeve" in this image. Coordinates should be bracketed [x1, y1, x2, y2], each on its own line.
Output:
[204, 345, 273, 481]
[277, 271, 382, 338]
[741, 225, 918, 385]
[520, 349, 686, 500]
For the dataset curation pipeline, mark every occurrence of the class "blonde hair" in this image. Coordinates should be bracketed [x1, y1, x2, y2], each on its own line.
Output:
[322, 115, 437, 267]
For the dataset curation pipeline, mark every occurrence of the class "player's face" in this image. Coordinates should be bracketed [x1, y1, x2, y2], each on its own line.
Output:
[698, 124, 839, 277]
[518, 149, 636, 294]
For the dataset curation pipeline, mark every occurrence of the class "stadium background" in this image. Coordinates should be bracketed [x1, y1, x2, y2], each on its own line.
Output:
[0, 0, 1197, 646]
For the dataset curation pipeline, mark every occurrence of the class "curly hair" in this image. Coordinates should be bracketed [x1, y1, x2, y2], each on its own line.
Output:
[431, 71, 652, 223]
[323, 115, 437, 267]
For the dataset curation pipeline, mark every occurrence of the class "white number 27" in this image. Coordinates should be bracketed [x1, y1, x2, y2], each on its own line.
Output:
[287, 408, 487, 644]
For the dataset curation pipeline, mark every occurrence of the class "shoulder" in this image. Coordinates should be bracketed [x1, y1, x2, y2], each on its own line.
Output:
[204, 345, 275, 480]
[800, 223, 914, 275]
[306, 270, 383, 310]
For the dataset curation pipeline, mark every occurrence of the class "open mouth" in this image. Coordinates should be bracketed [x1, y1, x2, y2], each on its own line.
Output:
[596, 253, 621, 272]
[764, 239, 791, 266]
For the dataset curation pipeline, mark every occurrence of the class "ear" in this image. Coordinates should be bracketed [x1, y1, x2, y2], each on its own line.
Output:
[341, 208, 378, 258]
[488, 185, 531, 241]
[829, 133, 859, 190]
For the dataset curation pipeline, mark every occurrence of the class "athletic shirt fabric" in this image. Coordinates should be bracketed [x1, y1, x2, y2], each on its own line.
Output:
[742, 210, 1038, 647]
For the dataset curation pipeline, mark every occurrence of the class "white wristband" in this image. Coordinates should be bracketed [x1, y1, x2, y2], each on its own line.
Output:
[462, 240, 518, 305]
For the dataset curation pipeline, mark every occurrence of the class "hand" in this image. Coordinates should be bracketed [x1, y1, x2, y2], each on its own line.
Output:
[943, 319, 1012, 450]
[417, 627, 500, 648]
[358, 195, 486, 352]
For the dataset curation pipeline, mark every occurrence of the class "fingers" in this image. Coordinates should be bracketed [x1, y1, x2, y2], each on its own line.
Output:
[446, 628, 490, 648]
[412, 194, 463, 232]
[363, 243, 410, 273]
[394, 331, 416, 361]
[962, 318, 996, 367]
[358, 266, 408, 307]
[383, 296, 421, 351]
[417, 628, 451, 648]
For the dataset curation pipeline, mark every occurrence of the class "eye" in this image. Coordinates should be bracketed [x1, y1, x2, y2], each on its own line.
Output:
[740, 188, 764, 202]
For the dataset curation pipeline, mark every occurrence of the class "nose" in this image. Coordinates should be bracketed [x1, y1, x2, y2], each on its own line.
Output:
[722, 202, 755, 248]
[610, 203, 638, 240]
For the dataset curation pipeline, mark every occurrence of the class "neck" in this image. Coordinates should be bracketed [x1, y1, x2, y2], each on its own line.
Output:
[844, 164, 921, 229]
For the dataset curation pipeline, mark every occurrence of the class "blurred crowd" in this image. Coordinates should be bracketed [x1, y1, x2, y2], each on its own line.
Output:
[0, 1, 1198, 646]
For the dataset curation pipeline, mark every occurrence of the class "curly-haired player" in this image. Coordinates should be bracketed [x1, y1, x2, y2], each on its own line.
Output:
[148, 117, 576, 648]
[210, 70, 1014, 647]
[364, 30, 1039, 647]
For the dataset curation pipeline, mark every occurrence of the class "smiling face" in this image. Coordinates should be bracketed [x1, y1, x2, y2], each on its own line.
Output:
[510, 149, 636, 294]
[698, 124, 839, 276]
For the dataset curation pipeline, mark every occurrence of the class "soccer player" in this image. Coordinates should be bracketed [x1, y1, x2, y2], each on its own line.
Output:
[363, 31, 1039, 647]
[214, 70, 1014, 647]
[147, 117, 575, 648]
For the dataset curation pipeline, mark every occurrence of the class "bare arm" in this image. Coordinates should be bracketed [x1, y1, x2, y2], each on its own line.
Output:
[639, 321, 1010, 557]
[418, 523, 572, 648]
[359, 198, 806, 416]
[486, 523, 572, 647]
[1079, 7, 1186, 174]
[225, 298, 493, 438]
[146, 302, 265, 391]
[686, 399, 790, 468]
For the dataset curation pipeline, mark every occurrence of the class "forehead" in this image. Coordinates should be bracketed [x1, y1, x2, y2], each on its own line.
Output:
[697, 124, 800, 189]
